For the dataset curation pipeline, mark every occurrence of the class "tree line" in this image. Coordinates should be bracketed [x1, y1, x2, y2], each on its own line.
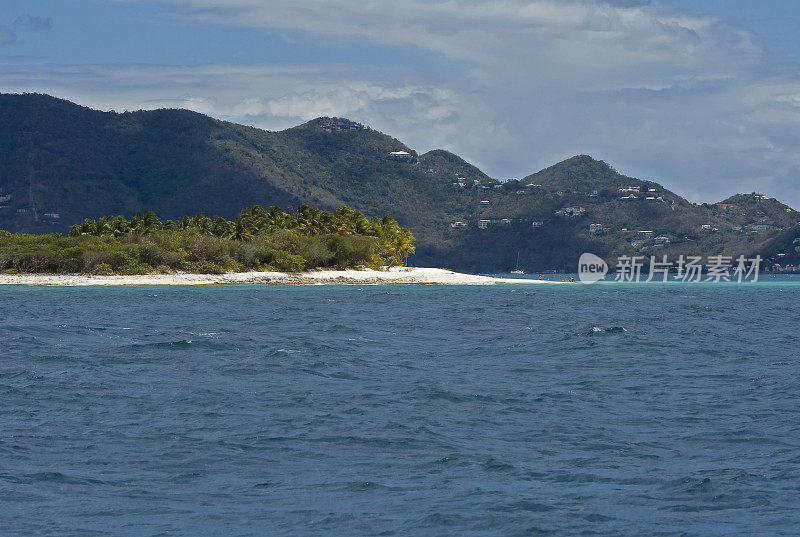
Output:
[0, 205, 415, 275]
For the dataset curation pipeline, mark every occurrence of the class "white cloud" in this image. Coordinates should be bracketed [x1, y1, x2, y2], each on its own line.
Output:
[141, 0, 800, 206]
[5, 0, 800, 207]
[164, 0, 760, 89]
[0, 60, 507, 172]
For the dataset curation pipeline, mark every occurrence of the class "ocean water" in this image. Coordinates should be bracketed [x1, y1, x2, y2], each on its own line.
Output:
[1, 280, 799, 536]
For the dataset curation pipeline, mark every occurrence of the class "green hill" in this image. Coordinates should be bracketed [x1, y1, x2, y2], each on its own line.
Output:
[1, 93, 798, 272]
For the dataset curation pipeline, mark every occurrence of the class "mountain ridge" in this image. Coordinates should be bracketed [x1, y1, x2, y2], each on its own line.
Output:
[2, 93, 798, 271]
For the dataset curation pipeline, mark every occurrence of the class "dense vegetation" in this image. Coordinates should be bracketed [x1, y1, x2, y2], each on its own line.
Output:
[0, 205, 415, 274]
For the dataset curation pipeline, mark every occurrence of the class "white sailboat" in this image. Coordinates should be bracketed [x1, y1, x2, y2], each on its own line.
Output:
[511, 252, 524, 274]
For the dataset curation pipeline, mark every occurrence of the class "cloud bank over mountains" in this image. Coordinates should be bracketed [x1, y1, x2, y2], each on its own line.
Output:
[3, 0, 800, 206]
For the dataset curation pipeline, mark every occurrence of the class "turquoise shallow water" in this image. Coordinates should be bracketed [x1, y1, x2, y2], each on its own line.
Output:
[1, 281, 799, 536]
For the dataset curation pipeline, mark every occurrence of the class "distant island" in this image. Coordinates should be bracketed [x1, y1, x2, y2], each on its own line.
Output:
[1, 92, 799, 272]
[0, 205, 415, 275]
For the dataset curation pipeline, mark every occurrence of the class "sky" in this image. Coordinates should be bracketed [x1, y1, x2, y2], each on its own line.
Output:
[2, 0, 800, 206]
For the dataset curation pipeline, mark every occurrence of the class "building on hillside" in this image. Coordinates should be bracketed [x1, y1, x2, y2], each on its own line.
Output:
[478, 219, 491, 229]
[390, 150, 412, 158]
[531, 220, 544, 228]
[322, 122, 362, 132]
[499, 218, 511, 225]
[479, 200, 490, 207]
[450, 221, 467, 228]
[556, 206, 585, 217]
[589, 223, 604, 233]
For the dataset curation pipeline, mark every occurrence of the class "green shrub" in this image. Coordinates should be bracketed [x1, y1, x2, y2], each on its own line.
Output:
[299, 236, 335, 267]
[14, 252, 53, 273]
[118, 261, 153, 275]
[193, 260, 228, 274]
[91, 263, 113, 275]
[232, 238, 272, 270]
[138, 242, 184, 268]
[324, 234, 379, 268]
[188, 235, 232, 265]
[268, 229, 301, 252]
[81, 250, 112, 273]
[267, 249, 305, 272]
[150, 229, 189, 252]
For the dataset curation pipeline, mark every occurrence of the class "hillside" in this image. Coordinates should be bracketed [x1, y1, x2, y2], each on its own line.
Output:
[1, 93, 798, 272]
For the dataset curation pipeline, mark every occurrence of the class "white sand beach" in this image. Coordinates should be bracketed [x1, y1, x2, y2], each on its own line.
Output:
[0, 267, 563, 286]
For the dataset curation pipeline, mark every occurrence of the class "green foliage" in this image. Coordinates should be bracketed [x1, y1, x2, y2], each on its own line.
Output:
[118, 261, 153, 275]
[298, 236, 335, 267]
[324, 234, 380, 268]
[193, 261, 228, 274]
[0, 204, 415, 274]
[265, 249, 305, 272]
[188, 235, 232, 265]
[91, 263, 113, 275]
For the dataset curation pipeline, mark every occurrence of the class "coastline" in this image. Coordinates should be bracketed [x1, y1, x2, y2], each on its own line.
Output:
[0, 267, 563, 286]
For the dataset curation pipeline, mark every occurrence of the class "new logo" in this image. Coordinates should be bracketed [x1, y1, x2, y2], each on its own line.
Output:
[578, 253, 608, 284]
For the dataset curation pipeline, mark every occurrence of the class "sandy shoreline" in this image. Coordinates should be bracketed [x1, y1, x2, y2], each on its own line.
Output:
[0, 267, 563, 286]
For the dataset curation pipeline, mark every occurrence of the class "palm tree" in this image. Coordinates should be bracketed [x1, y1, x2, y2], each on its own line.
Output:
[212, 216, 233, 238]
[142, 211, 162, 233]
[294, 205, 318, 234]
[265, 206, 293, 232]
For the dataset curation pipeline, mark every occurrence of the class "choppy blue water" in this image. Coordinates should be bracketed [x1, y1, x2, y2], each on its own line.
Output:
[2, 281, 800, 536]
